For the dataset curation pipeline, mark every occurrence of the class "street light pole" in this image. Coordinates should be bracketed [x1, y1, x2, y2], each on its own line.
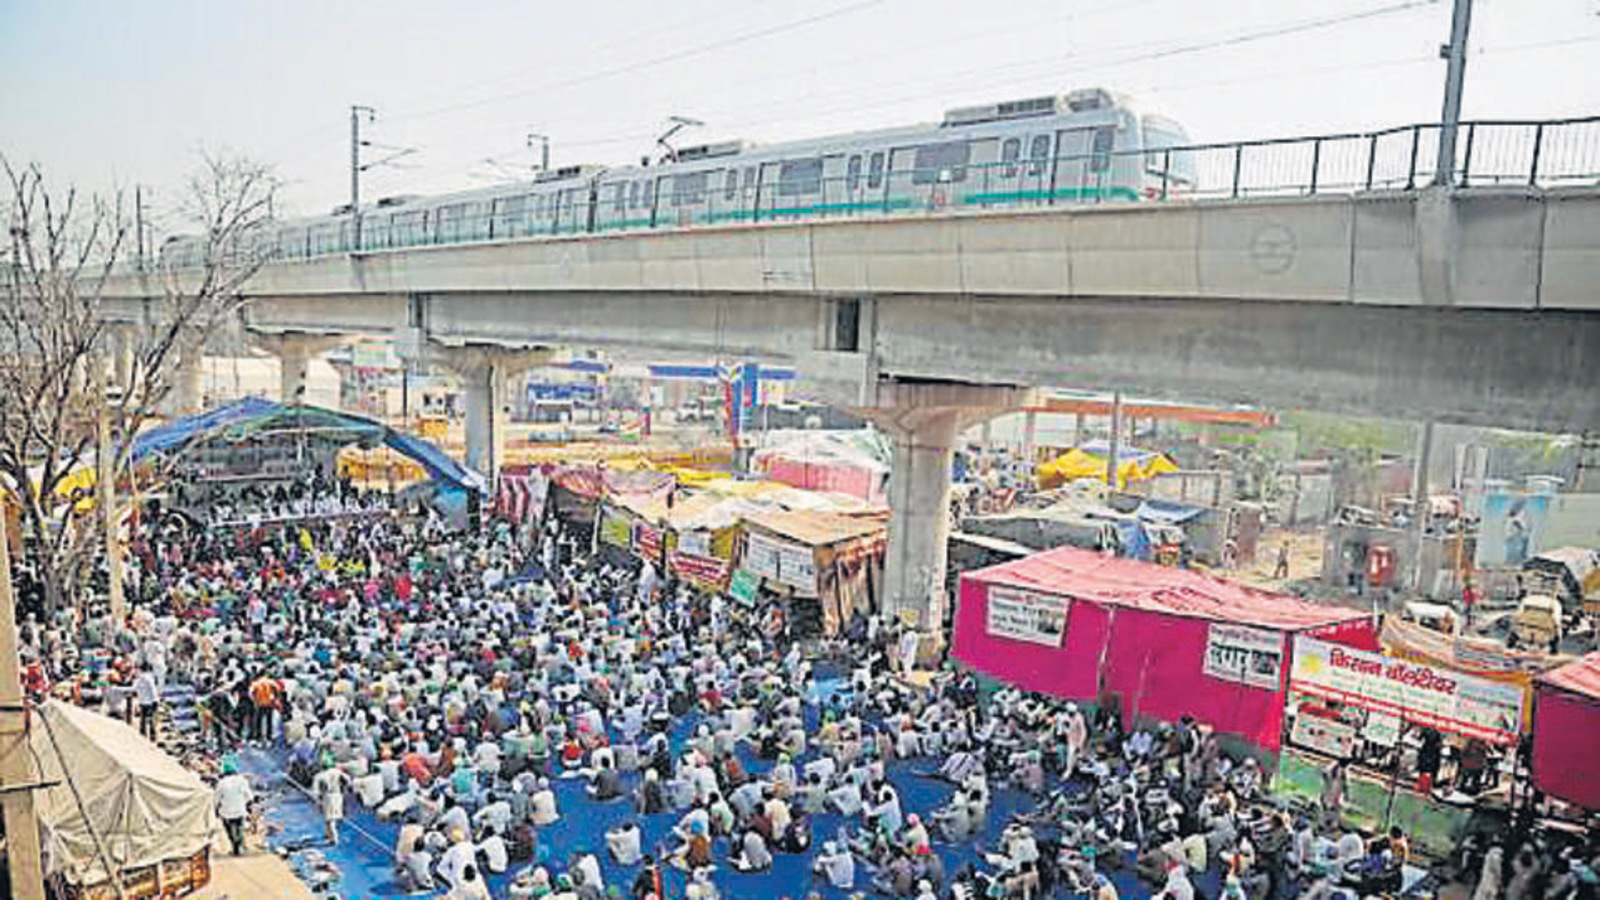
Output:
[1433, 0, 1473, 186]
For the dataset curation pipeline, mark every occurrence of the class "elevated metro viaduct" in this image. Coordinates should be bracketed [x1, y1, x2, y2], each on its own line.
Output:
[99, 185, 1600, 627]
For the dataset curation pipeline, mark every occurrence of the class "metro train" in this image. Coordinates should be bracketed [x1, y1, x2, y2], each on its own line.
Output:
[160, 87, 1193, 267]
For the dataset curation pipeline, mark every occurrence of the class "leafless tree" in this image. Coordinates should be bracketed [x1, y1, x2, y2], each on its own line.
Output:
[1, 150, 278, 616]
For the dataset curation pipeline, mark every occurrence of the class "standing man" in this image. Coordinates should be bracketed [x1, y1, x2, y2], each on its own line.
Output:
[133, 662, 159, 742]
[215, 758, 255, 856]
[1274, 542, 1291, 580]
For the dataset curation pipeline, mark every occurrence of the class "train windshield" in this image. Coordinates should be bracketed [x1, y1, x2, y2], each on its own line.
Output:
[1142, 117, 1197, 188]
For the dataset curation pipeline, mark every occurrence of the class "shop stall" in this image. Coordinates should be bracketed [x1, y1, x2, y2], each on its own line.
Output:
[1531, 651, 1600, 811]
[738, 509, 888, 637]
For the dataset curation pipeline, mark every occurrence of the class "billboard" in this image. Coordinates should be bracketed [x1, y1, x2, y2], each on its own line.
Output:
[1475, 492, 1550, 569]
[985, 586, 1071, 648]
[1289, 636, 1524, 745]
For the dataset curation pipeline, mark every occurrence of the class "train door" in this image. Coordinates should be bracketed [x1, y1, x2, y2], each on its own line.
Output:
[1022, 133, 1053, 203]
[1054, 125, 1116, 203]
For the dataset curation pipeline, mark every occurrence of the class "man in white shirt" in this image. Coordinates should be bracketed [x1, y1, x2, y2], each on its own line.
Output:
[606, 820, 643, 865]
[477, 827, 509, 874]
[133, 664, 160, 742]
[214, 760, 255, 855]
[814, 840, 856, 890]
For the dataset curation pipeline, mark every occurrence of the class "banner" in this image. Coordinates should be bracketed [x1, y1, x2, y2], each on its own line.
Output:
[634, 522, 663, 562]
[729, 569, 760, 605]
[1203, 623, 1285, 690]
[1289, 636, 1525, 745]
[678, 530, 711, 558]
[599, 505, 633, 548]
[985, 585, 1070, 648]
[744, 530, 816, 593]
[669, 551, 731, 591]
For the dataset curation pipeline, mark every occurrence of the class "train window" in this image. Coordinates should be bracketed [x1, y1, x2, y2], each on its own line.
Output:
[672, 171, 708, 206]
[642, 180, 655, 207]
[742, 168, 756, 191]
[612, 184, 628, 214]
[1091, 126, 1115, 172]
[1028, 135, 1051, 176]
[867, 152, 885, 189]
[724, 170, 738, 201]
[846, 155, 862, 192]
[629, 182, 641, 209]
[912, 141, 970, 185]
[778, 159, 823, 196]
[1001, 138, 1021, 178]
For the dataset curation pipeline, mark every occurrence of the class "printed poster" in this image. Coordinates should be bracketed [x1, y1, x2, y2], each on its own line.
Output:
[1203, 623, 1285, 689]
[1476, 491, 1550, 568]
[744, 530, 816, 594]
[985, 586, 1070, 647]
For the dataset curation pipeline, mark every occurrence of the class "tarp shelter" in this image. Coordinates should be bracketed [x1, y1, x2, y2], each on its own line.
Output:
[1037, 440, 1178, 490]
[600, 491, 745, 591]
[1531, 651, 1600, 810]
[953, 546, 1376, 750]
[739, 509, 888, 636]
[752, 429, 892, 503]
[130, 398, 484, 492]
[29, 700, 217, 887]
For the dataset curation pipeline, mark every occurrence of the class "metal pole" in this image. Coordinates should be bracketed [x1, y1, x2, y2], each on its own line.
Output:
[351, 106, 361, 250]
[1106, 391, 1123, 490]
[1411, 420, 1435, 594]
[0, 512, 47, 900]
[1433, 0, 1474, 187]
[98, 368, 123, 627]
[134, 186, 145, 272]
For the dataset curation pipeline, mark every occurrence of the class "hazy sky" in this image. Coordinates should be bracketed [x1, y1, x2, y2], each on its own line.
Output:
[3, 0, 1597, 223]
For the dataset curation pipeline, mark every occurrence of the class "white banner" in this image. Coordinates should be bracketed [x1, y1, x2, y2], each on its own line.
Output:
[1203, 623, 1285, 690]
[985, 586, 1070, 647]
[1289, 636, 1525, 745]
[678, 530, 711, 558]
[744, 530, 816, 594]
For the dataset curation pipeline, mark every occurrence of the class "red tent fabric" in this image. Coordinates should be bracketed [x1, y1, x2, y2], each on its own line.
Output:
[1532, 652, 1600, 810]
[953, 546, 1375, 750]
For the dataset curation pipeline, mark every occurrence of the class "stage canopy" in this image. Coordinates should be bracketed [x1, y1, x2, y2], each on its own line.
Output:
[132, 398, 483, 492]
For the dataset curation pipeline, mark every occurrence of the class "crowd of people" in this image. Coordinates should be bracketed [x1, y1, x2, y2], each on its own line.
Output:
[16, 477, 1600, 900]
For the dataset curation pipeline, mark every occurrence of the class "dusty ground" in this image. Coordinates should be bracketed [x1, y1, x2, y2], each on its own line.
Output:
[1231, 528, 1327, 591]
[189, 835, 314, 900]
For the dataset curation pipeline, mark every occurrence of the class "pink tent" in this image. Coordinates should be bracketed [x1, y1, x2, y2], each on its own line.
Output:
[953, 547, 1376, 750]
[1532, 652, 1600, 810]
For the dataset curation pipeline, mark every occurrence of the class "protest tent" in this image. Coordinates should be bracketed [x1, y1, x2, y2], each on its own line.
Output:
[1036, 439, 1178, 490]
[29, 700, 217, 891]
[953, 545, 1375, 749]
[1531, 651, 1600, 810]
[739, 508, 889, 637]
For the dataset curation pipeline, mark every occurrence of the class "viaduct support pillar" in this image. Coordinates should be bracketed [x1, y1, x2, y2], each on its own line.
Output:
[440, 345, 557, 488]
[164, 331, 204, 417]
[253, 333, 343, 405]
[858, 381, 1036, 633]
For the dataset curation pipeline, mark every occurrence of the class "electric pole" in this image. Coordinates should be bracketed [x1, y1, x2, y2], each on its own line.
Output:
[350, 105, 375, 251]
[1434, 0, 1473, 186]
[528, 132, 550, 172]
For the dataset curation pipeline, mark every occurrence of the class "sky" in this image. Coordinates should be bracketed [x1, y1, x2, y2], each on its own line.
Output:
[3, 0, 1598, 225]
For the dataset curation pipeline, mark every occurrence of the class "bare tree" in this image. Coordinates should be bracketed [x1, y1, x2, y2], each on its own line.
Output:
[1, 150, 278, 617]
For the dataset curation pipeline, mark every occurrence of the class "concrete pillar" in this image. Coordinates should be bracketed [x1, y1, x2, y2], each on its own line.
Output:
[858, 381, 1036, 632]
[109, 325, 135, 394]
[253, 332, 343, 406]
[440, 345, 558, 488]
[165, 332, 203, 416]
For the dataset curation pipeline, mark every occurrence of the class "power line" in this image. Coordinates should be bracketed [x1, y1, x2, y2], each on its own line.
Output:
[386, 0, 888, 124]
